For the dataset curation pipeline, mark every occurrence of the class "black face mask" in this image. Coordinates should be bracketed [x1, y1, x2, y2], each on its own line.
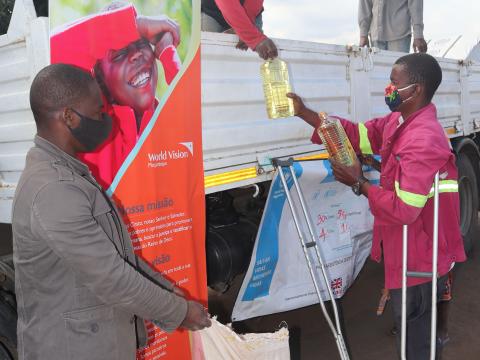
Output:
[69, 109, 113, 152]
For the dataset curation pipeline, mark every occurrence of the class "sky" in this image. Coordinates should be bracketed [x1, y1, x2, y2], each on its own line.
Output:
[263, 0, 480, 59]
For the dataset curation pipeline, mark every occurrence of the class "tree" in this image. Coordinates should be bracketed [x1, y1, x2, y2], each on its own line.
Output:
[0, 0, 15, 35]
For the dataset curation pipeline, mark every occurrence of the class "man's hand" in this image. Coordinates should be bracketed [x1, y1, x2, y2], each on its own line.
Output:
[137, 15, 180, 47]
[222, 28, 249, 52]
[236, 39, 249, 51]
[180, 301, 211, 331]
[255, 38, 278, 60]
[413, 38, 427, 53]
[359, 36, 369, 47]
[331, 158, 363, 187]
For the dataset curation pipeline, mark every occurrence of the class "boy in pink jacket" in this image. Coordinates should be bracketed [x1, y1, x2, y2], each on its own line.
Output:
[288, 53, 466, 359]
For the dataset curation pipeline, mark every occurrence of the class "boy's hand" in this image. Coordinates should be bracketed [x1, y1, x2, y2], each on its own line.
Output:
[137, 15, 180, 47]
[287, 93, 323, 128]
[154, 32, 174, 57]
[286, 93, 307, 117]
[331, 158, 363, 187]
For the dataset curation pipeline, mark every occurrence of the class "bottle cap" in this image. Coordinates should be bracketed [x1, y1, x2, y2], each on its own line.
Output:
[318, 112, 328, 120]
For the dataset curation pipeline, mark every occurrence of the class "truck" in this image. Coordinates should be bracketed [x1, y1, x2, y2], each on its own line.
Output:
[1, 0, 479, 358]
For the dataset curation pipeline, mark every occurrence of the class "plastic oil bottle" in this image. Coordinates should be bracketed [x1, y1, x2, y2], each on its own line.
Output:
[260, 58, 294, 119]
[316, 112, 357, 166]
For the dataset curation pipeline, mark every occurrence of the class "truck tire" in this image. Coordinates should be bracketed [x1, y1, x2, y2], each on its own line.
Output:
[0, 297, 16, 360]
[457, 153, 479, 252]
[0, 257, 16, 360]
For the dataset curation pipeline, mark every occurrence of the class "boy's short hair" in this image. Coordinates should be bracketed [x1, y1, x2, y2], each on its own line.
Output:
[395, 53, 442, 102]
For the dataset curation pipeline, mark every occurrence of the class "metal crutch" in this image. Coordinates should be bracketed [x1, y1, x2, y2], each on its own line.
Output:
[401, 172, 440, 360]
[272, 158, 350, 360]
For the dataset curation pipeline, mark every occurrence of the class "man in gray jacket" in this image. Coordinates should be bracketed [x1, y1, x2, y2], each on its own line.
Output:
[358, 0, 428, 53]
[12, 63, 211, 360]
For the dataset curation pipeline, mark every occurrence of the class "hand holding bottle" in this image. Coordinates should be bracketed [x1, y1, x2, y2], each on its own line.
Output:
[255, 38, 278, 60]
[286, 93, 306, 116]
[331, 157, 363, 186]
[287, 93, 323, 128]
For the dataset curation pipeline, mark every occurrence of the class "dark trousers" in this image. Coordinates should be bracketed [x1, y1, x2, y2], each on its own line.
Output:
[390, 276, 448, 360]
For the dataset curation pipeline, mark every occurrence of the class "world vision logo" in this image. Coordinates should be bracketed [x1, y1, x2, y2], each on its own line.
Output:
[147, 142, 194, 168]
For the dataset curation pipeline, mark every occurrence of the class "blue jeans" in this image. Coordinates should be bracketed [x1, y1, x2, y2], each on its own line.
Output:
[372, 35, 412, 53]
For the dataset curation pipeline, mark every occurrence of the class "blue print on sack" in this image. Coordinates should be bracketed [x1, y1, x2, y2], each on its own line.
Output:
[242, 162, 304, 301]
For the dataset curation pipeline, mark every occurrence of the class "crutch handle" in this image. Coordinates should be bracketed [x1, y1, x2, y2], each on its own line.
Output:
[272, 157, 294, 168]
[406, 271, 435, 278]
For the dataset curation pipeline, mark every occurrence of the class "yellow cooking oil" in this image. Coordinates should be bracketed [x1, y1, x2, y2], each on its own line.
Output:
[316, 112, 356, 166]
[260, 58, 294, 119]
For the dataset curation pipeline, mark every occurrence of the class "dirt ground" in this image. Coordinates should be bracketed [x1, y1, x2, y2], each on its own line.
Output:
[209, 240, 480, 360]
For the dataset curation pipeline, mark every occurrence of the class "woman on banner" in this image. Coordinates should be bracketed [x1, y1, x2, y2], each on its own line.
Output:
[51, 2, 182, 188]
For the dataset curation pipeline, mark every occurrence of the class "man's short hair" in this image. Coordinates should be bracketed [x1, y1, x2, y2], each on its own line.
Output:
[395, 53, 442, 102]
[30, 63, 95, 126]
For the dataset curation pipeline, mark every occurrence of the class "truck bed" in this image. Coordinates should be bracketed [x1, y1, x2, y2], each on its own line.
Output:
[1, 2, 480, 222]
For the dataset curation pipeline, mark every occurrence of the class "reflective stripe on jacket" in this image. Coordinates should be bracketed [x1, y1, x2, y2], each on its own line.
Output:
[311, 103, 466, 289]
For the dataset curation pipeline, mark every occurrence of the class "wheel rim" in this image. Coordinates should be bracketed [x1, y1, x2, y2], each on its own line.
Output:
[459, 173, 473, 237]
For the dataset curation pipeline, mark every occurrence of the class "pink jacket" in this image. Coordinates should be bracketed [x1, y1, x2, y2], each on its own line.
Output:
[312, 103, 466, 289]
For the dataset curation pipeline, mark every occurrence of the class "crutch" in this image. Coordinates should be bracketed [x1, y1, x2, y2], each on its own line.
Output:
[401, 172, 440, 360]
[272, 158, 350, 360]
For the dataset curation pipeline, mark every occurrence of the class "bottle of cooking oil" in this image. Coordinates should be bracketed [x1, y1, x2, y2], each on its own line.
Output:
[260, 58, 294, 119]
[316, 112, 356, 166]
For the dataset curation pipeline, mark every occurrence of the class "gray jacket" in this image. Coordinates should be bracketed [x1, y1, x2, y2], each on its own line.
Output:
[358, 0, 424, 42]
[12, 136, 187, 360]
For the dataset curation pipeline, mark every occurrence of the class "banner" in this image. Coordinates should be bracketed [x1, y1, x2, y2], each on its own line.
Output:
[50, 1, 205, 359]
[232, 160, 378, 321]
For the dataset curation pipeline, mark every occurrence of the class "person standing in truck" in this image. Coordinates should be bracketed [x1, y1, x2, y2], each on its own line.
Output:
[51, 2, 181, 189]
[358, 0, 428, 53]
[12, 63, 210, 360]
[201, 0, 278, 60]
[288, 52, 466, 359]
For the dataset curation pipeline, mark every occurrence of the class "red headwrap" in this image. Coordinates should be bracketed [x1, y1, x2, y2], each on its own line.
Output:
[50, 4, 140, 72]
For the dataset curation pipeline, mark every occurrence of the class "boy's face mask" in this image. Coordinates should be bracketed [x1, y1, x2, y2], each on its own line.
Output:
[384, 83, 416, 111]
[68, 108, 113, 152]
